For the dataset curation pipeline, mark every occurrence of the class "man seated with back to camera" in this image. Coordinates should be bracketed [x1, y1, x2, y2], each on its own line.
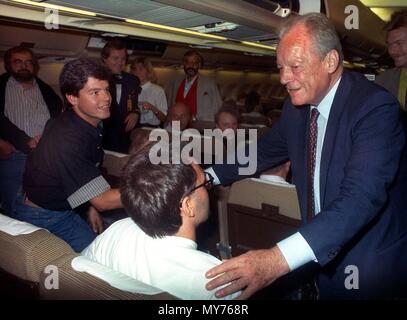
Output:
[82, 142, 239, 300]
[15, 58, 123, 252]
[259, 161, 292, 186]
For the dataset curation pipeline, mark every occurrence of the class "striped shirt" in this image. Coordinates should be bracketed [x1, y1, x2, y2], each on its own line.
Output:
[68, 175, 110, 209]
[4, 76, 50, 137]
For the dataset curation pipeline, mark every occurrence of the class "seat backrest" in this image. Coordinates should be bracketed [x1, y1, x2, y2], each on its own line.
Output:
[0, 219, 73, 283]
[39, 254, 176, 300]
[102, 150, 130, 178]
[190, 120, 215, 133]
[228, 178, 301, 219]
[238, 125, 270, 139]
[227, 178, 301, 256]
[239, 114, 269, 126]
[0, 214, 176, 300]
[0, 214, 74, 299]
[101, 150, 130, 187]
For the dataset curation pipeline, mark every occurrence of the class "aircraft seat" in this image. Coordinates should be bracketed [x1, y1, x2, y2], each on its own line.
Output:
[225, 178, 302, 256]
[0, 213, 176, 300]
[102, 150, 130, 178]
[39, 254, 174, 300]
[212, 185, 232, 259]
[0, 220, 72, 299]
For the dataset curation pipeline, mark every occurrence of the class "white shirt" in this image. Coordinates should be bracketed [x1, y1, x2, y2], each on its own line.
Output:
[115, 83, 122, 105]
[5, 77, 50, 137]
[183, 75, 198, 98]
[82, 218, 238, 300]
[259, 174, 291, 186]
[139, 81, 168, 126]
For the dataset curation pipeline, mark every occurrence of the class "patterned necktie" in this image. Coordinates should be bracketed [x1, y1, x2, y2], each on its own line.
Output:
[307, 108, 320, 222]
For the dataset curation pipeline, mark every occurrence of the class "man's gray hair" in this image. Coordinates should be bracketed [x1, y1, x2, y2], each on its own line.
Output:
[279, 13, 344, 63]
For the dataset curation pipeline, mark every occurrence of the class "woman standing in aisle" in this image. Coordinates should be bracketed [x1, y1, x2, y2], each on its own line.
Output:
[130, 57, 167, 127]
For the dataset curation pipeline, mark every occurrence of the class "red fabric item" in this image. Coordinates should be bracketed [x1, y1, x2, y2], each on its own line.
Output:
[175, 78, 198, 116]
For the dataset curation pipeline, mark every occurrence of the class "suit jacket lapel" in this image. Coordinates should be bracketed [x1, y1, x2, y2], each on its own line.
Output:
[319, 72, 352, 209]
[119, 76, 127, 106]
[109, 78, 118, 107]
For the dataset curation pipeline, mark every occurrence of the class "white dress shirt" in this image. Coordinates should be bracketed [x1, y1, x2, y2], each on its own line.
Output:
[183, 75, 198, 98]
[138, 81, 168, 126]
[82, 218, 238, 300]
[115, 83, 122, 105]
[259, 174, 291, 186]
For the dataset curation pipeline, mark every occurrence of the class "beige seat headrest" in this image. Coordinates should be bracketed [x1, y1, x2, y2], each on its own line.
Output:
[228, 178, 301, 220]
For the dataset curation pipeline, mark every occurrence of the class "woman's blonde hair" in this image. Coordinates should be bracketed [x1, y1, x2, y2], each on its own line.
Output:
[130, 56, 157, 83]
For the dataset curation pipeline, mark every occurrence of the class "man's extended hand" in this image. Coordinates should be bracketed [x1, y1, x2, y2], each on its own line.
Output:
[124, 113, 139, 132]
[87, 206, 104, 234]
[0, 139, 16, 159]
[205, 246, 290, 299]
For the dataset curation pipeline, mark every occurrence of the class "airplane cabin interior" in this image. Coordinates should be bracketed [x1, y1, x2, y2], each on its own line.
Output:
[0, 0, 406, 301]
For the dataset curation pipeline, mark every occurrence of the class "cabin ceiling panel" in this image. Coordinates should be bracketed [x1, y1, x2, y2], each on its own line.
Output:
[3, 0, 407, 67]
[46, 0, 275, 41]
[48, 0, 222, 26]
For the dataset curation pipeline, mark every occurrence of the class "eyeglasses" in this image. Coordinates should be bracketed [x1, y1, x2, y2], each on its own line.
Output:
[190, 171, 214, 193]
[179, 171, 214, 207]
[12, 59, 34, 67]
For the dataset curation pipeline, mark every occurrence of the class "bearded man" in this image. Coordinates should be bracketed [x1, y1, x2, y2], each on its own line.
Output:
[0, 46, 62, 215]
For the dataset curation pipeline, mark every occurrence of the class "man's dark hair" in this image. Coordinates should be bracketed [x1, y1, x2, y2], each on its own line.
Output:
[183, 49, 204, 66]
[59, 58, 112, 107]
[215, 104, 240, 124]
[384, 10, 407, 31]
[121, 142, 196, 238]
[101, 38, 128, 60]
[4, 46, 38, 74]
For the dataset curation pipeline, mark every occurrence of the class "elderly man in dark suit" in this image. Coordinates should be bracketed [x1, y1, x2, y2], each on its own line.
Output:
[205, 13, 407, 299]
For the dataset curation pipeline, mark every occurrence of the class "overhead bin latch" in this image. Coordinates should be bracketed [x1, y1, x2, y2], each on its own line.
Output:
[273, 5, 291, 18]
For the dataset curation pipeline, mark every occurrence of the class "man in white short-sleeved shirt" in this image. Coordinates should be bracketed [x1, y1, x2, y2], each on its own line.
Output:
[83, 144, 239, 300]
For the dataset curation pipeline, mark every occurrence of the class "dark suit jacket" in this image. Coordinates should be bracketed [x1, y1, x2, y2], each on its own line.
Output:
[103, 72, 140, 153]
[213, 70, 407, 298]
[0, 73, 63, 154]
